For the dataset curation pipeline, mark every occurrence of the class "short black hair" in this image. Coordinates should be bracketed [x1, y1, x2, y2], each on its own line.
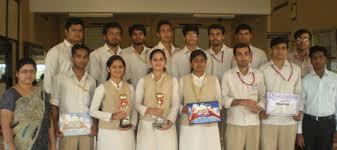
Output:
[128, 24, 146, 36]
[65, 17, 84, 30]
[233, 43, 251, 56]
[309, 45, 329, 58]
[190, 49, 207, 62]
[182, 24, 199, 36]
[294, 28, 312, 40]
[102, 22, 123, 35]
[71, 44, 90, 56]
[156, 20, 172, 33]
[235, 24, 252, 34]
[208, 24, 225, 35]
[16, 58, 37, 72]
[270, 37, 289, 48]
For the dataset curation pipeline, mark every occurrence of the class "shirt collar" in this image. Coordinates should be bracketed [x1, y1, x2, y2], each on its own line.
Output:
[310, 67, 333, 77]
[110, 79, 123, 88]
[63, 39, 73, 48]
[103, 43, 122, 55]
[192, 72, 206, 80]
[151, 72, 165, 81]
[131, 44, 147, 55]
[183, 46, 201, 53]
[234, 66, 253, 76]
[271, 59, 290, 68]
[67, 69, 88, 82]
[209, 44, 229, 55]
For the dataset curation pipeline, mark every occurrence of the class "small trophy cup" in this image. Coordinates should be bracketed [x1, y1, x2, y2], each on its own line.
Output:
[119, 94, 131, 128]
[153, 92, 165, 128]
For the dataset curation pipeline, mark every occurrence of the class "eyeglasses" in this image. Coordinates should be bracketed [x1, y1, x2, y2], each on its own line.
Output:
[296, 37, 310, 42]
[19, 70, 36, 74]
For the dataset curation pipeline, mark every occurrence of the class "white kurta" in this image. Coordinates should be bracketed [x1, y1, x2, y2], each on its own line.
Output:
[178, 73, 222, 150]
[135, 73, 180, 150]
[90, 80, 137, 150]
[207, 44, 233, 82]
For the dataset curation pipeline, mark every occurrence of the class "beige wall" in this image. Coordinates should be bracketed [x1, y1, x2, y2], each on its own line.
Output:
[270, 0, 337, 34]
[30, 0, 270, 15]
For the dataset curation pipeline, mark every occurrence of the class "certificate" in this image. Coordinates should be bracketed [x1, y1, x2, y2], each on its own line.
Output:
[186, 101, 221, 125]
[266, 92, 299, 116]
[59, 113, 92, 136]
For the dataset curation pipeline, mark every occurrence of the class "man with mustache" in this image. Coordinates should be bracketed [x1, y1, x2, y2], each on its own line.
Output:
[89, 22, 123, 85]
[121, 24, 151, 88]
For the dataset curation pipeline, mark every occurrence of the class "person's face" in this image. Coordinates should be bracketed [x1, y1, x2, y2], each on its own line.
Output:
[108, 60, 125, 79]
[234, 47, 252, 68]
[105, 27, 122, 47]
[209, 29, 224, 47]
[296, 33, 311, 51]
[157, 24, 172, 43]
[65, 24, 83, 44]
[272, 43, 288, 60]
[310, 51, 327, 72]
[131, 30, 145, 45]
[150, 52, 166, 72]
[236, 29, 252, 44]
[191, 55, 206, 73]
[16, 64, 36, 85]
[72, 48, 89, 70]
[184, 31, 198, 46]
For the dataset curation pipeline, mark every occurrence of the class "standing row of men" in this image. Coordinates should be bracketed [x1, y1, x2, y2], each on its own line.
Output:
[44, 17, 337, 150]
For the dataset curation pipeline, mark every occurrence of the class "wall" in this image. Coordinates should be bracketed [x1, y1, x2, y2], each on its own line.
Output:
[29, 0, 270, 15]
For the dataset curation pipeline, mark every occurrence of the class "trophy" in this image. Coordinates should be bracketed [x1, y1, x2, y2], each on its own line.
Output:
[119, 94, 131, 128]
[153, 92, 165, 128]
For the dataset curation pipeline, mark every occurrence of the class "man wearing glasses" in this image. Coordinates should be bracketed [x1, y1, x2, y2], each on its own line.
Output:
[287, 29, 313, 77]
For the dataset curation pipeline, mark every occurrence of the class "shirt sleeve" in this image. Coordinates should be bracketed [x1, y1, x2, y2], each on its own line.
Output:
[89, 85, 112, 122]
[167, 78, 180, 123]
[0, 90, 19, 111]
[205, 52, 213, 75]
[134, 78, 147, 117]
[214, 78, 222, 105]
[50, 75, 61, 106]
[294, 70, 303, 111]
[88, 52, 101, 83]
[178, 78, 185, 114]
[257, 73, 266, 110]
[221, 74, 235, 109]
[44, 47, 59, 94]
[129, 85, 138, 126]
[122, 54, 132, 83]
[260, 50, 268, 66]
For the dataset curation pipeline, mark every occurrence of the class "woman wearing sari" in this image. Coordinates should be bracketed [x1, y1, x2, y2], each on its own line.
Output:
[0, 58, 55, 150]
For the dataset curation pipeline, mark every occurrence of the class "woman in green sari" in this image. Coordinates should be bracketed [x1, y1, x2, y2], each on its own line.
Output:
[0, 58, 55, 150]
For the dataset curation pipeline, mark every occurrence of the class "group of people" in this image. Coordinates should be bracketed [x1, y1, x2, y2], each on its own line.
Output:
[0, 17, 336, 150]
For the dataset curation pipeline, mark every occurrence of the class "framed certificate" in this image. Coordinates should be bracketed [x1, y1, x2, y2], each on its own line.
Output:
[266, 92, 299, 116]
[186, 101, 221, 125]
[59, 113, 92, 136]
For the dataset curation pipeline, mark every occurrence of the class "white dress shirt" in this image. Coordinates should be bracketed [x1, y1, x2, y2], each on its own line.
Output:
[298, 68, 337, 133]
[259, 60, 302, 125]
[222, 67, 265, 126]
[89, 43, 122, 85]
[135, 73, 180, 123]
[171, 46, 213, 79]
[150, 41, 179, 75]
[89, 80, 138, 126]
[44, 39, 73, 94]
[232, 45, 268, 69]
[51, 69, 96, 114]
[121, 45, 151, 88]
[207, 44, 233, 82]
[287, 51, 313, 77]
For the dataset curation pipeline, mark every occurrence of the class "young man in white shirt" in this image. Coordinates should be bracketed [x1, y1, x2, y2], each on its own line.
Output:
[287, 29, 313, 77]
[259, 37, 302, 150]
[222, 43, 265, 150]
[51, 44, 97, 150]
[296, 46, 337, 150]
[233, 24, 268, 68]
[89, 22, 123, 85]
[44, 18, 84, 96]
[171, 24, 212, 78]
[150, 20, 179, 75]
[121, 24, 151, 88]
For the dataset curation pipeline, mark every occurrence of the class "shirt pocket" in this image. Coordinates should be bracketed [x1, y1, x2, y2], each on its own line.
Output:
[328, 85, 337, 104]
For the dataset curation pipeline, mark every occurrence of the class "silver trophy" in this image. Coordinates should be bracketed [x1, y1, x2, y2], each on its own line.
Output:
[153, 92, 165, 128]
[119, 94, 131, 128]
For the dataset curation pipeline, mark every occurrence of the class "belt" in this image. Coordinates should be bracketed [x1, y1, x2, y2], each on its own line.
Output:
[304, 113, 335, 121]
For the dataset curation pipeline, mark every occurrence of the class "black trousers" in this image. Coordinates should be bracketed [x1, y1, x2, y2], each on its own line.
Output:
[302, 114, 336, 150]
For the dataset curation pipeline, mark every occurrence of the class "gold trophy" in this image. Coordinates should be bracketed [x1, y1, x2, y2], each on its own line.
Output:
[153, 92, 165, 128]
[119, 94, 131, 128]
